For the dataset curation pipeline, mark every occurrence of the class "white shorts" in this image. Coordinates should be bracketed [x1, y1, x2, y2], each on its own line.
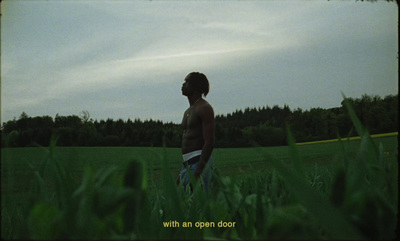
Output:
[182, 150, 202, 162]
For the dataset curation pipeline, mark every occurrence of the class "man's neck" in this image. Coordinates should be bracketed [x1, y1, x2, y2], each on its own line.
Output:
[188, 95, 202, 106]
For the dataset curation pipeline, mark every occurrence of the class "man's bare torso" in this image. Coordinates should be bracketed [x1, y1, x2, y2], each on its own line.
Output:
[181, 100, 209, 154]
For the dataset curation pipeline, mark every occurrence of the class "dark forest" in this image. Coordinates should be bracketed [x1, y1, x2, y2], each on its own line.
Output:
[1, 94, 397, 148]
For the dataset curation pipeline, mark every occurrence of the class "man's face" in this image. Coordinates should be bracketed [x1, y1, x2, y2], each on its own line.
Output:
[181, 75, 193, 96]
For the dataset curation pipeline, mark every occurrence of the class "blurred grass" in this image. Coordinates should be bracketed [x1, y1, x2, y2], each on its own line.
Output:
[1, 127, 398, 239]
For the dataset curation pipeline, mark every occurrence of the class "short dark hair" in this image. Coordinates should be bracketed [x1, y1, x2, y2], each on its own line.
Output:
[187, 72, 210, 97]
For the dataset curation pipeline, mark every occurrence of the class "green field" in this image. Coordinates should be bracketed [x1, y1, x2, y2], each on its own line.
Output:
[2, 134, 397, 186]
[1, 135, 398, 240]
[2, 135, 396, 191]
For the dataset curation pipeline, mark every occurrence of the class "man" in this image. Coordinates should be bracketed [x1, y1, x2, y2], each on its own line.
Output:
[177, 72, 215, 193]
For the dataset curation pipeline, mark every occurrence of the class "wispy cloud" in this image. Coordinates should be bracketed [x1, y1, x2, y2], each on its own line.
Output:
[1, 1, 397, 123]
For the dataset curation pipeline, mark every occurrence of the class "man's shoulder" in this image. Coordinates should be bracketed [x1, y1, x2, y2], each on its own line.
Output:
[197, 99, 214, 117]
[198, 99, 213, 110]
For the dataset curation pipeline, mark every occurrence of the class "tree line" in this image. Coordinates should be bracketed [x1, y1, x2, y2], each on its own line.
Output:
[1, 94, 397, 148]
[215, 94, 397, 147]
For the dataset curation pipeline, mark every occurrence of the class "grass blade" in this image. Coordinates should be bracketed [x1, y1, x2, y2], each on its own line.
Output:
[259, 147, 362, 239]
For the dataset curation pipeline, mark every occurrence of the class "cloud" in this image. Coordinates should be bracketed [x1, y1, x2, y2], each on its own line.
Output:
[1, 1, 397, 124]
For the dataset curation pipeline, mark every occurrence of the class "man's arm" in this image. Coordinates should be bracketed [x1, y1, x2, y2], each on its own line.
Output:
[194, 104, 215, 179]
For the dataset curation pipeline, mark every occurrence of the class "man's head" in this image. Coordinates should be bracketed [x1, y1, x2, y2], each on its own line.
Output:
[183, 72, 210, 97]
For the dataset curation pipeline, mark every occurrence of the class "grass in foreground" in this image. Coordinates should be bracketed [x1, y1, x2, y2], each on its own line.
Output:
[1, 99, 398, 239]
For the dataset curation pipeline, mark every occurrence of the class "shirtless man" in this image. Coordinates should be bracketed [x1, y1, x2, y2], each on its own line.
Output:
[177, 72, 215, 192]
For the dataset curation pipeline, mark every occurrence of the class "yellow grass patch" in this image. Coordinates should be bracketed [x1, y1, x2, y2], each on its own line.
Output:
[296, 132, 398, 146]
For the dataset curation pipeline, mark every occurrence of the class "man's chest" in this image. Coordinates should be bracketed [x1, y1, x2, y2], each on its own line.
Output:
[182, 111, 201, 130]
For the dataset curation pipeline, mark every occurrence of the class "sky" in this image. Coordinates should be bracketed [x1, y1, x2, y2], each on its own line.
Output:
[1, 0, 398, 124]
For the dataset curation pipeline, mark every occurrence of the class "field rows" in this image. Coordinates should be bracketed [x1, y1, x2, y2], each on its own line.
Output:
[2, 135, 397, 195]
[1, 133, 398, 240]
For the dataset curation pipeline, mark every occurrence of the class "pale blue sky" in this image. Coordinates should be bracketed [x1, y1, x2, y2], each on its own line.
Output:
[1, 1, 398, 124]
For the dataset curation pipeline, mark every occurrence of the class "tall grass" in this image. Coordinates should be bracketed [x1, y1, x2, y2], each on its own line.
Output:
[2, 98, 398, 239]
